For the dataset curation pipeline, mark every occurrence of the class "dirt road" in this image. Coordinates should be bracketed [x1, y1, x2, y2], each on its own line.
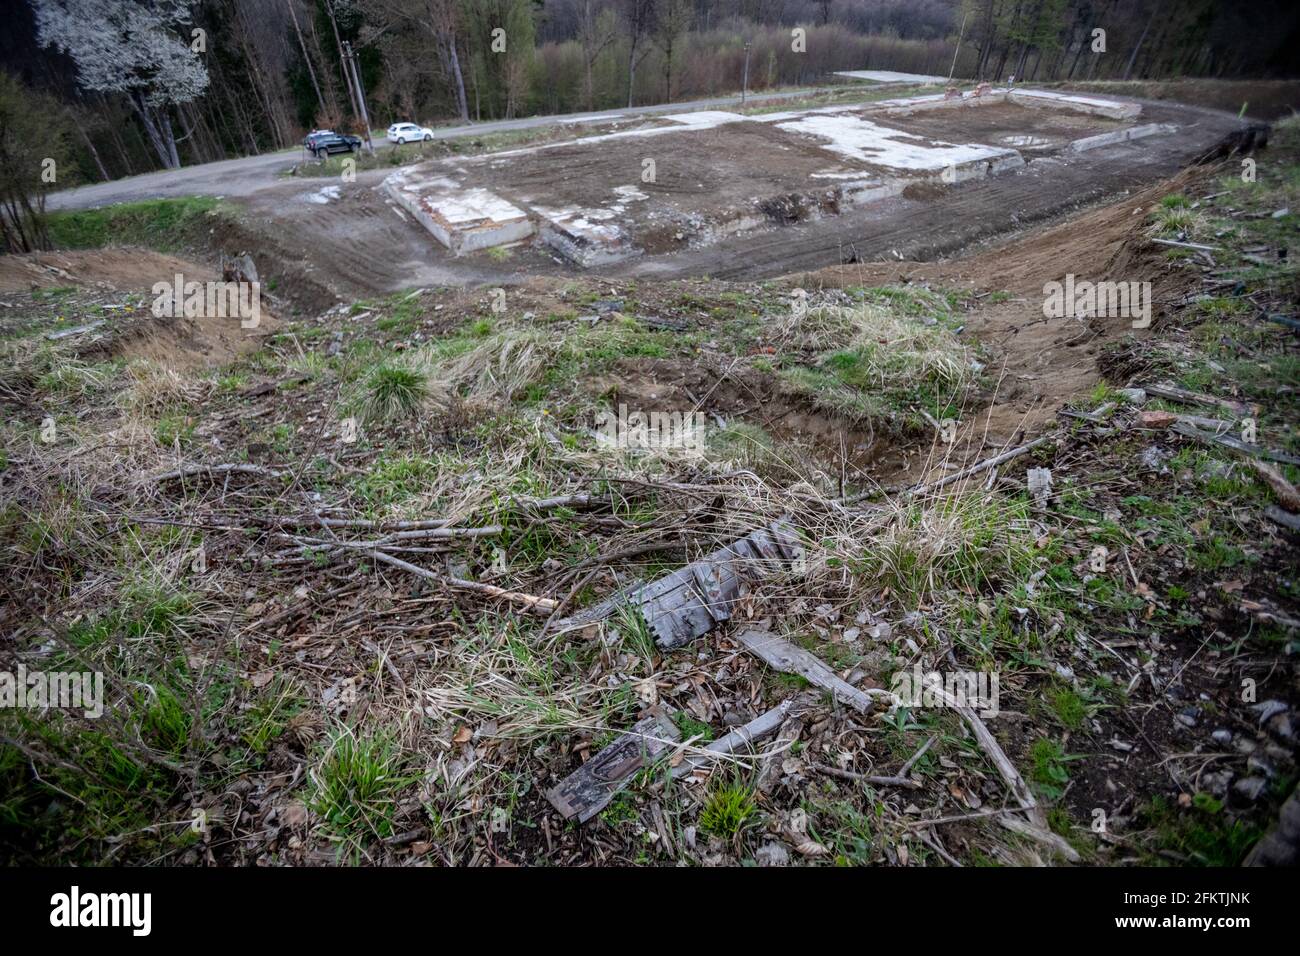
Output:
[46, 86, 847, 212]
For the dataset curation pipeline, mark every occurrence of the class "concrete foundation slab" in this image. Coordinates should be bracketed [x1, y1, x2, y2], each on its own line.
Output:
[384, 167, 533, 255]
[1008, 88, 1142, 121]
[1068, 122, 1180, 152]
[383, 87, 1174, 267]
[834, 70, 950, 85]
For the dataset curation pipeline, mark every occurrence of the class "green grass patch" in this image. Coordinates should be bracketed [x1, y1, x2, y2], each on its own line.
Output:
[47, 197, 221, 251]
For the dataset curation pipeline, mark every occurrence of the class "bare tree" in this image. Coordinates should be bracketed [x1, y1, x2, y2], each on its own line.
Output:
[577, 0, 619, 110]
[362, 0, 468, 120]
[655, 0, 693, 102]
[621, 0, 657, 108]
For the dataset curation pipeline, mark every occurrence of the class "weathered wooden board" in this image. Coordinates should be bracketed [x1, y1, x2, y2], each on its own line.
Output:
[548, 518, 806, 649]
[639, 518, 805, 650]
[735, 629, 875, 714]
[670, 699, 795, 780]
[1144, 382, 1258, 417]
[1172, 421, 1300, 465]
[545, 710, 680, 823]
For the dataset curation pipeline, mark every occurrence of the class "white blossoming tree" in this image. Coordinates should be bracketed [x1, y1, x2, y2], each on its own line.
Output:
[34, 0, 209, 169]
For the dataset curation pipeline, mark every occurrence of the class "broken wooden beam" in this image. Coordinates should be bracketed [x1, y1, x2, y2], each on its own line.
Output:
[906, 433, 1057, 499]
[1143, 382, 1258, 417]
[735, 628, 876, 714]
[547, 518, 805, 649]
[1265, 506, 1300, 532]
[545, 710, 680, 822]
[1149, 237, 1220, 252]
[1171, 422, 1300, 465]
[670, 699, 794, 780]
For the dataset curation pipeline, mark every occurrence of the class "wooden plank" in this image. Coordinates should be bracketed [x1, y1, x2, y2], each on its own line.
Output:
[545, 710, 680, 823]
[548, 578, 648, 632]
[1265, 506, 1300, 532]
[552, 518, 805, 648]
[1150, 237, 1220, 252]
[1144, 382, 1258, 417]
[671, 700, 794, 779]
[1172, 422, 1300, 465]
[735, 629, 875, 714]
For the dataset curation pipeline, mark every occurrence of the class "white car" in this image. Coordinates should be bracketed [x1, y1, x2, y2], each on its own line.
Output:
[387, 122, 434, 144]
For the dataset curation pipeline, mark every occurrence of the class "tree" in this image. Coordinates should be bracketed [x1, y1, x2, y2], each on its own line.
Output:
[461, 0, 536, 120]
[33, 0, 209, 170]
[576, 0, 618, 110]
[654, 0, 692, 101]
[362, 0, 469, 120]
[621, 0, 656, 108]
[0, 73, 75, 253]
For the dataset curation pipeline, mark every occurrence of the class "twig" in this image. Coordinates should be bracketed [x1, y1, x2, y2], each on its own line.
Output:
[907, 433, 1056, 499]
[810, 762, 921, 789]
[368, 549, 557, 614]
[145, 462, 285, 483]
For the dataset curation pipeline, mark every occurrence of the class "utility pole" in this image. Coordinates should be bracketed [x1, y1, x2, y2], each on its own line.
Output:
[742, 42, 751, 104]
[342, 40, 375, 155]
[948, 11, 969, 83]
[325, 0, 359, 121]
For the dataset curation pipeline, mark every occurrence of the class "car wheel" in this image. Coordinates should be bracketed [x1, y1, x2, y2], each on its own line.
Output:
[316, 148, 328, 159]
[423, 133, 432, 142]
[396, 137, 405, 145]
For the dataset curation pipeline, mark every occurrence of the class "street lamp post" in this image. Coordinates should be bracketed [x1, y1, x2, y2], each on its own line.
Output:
[742, 42, 752, 104]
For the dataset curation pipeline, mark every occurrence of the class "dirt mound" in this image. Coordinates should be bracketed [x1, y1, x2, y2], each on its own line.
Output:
[1063, 79, 1300, 121]
[0, 248, 275, 369]
[0, 248, 204, 294]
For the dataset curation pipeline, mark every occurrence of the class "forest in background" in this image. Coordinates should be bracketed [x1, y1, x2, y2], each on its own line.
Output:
[0, 0, 1297, 194]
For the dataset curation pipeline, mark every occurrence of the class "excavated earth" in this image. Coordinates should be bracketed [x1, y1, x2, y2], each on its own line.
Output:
[227, 89, 1253, 309]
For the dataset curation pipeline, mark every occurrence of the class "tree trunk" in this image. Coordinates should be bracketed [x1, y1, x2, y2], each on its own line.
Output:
[73, 119, 110, 182]
[287, 0, 327, 120]
[1124, 0, 1161, 80]
[447, 37, 469, 121]
[325, 0, 360, 120]
[627, 39, 639, 108]
[161, 109, 181, 169]
[129, 93, 177, 169]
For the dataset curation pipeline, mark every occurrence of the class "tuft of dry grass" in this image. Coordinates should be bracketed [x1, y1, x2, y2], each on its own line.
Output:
[117, 360, 207, 414]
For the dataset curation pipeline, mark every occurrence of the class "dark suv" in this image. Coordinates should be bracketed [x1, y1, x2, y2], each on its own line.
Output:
[303, 130, 363, 158]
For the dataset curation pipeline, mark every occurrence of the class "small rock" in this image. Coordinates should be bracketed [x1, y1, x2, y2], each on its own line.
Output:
[1211, 728, 1233, 745]
[1247, 754, 1277, 779]
[1117, 387, 1147, 405]
[1138, 445, 1171, 473]
[1255, 700, 1288, 724]
[1139, 409, 1179, 429]
[1266, 711, 1296, 743]
[1233, 776, 1268, 801]
[1027, 467, 1053, 509]
[755, 842, 790, 867]
[1202, 770, 1234, 796]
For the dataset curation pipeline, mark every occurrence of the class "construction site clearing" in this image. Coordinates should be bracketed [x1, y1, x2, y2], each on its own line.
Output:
[382, 87, 1232, 268]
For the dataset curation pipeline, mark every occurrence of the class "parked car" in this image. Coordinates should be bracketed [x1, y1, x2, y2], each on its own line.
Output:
[387, 122, 434, 144]
[303, 130, 362, 157]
